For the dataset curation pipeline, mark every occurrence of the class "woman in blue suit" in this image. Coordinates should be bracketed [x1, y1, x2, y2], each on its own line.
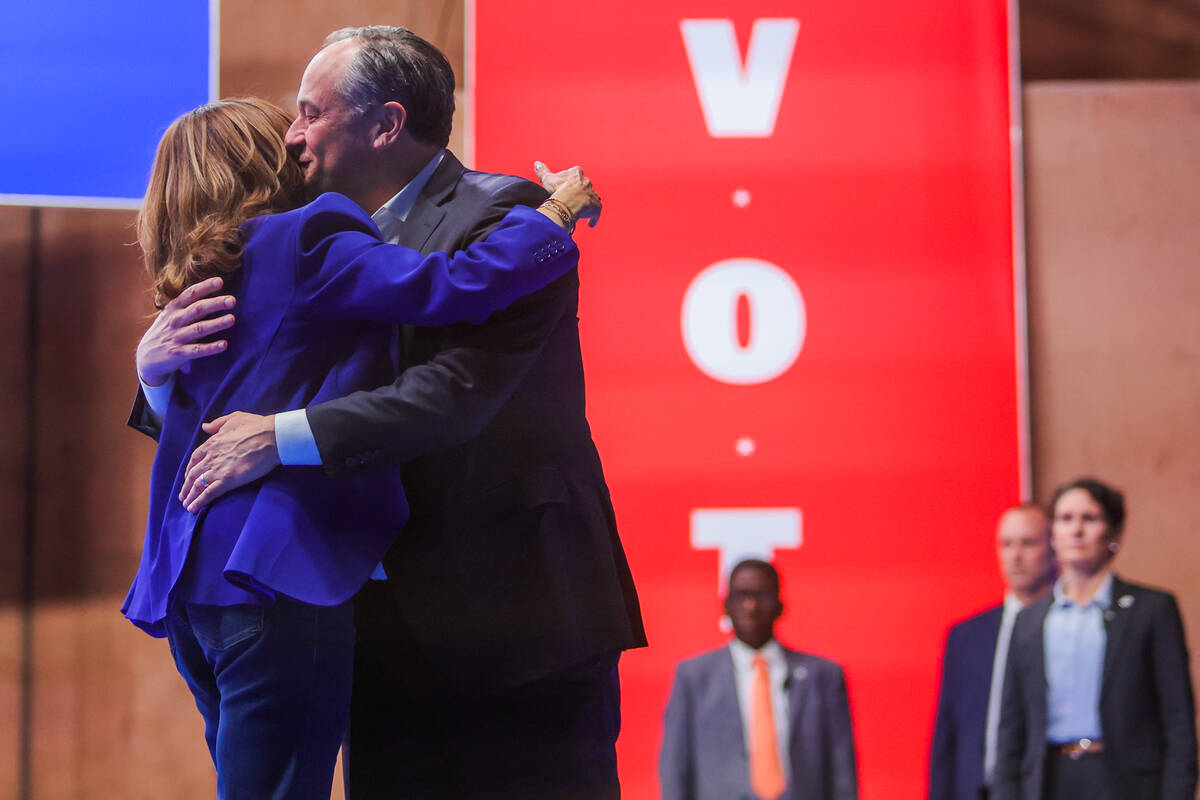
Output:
[121, 98, 600, 799]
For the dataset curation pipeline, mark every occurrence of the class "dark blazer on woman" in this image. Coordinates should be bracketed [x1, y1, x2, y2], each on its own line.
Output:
[992, 575, 1197, 800]
[123, 193, 577, 633]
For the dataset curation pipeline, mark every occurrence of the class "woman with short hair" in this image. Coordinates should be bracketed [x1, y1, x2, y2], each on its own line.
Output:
[992, 477, 1197, 800]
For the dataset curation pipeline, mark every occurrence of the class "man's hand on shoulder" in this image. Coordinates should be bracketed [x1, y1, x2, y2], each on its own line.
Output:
[180, 411, 280, 512]
[137, 277, 237, 386]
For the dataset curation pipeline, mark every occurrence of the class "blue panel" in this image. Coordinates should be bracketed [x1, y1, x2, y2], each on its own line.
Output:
[0, 0, 213, 206]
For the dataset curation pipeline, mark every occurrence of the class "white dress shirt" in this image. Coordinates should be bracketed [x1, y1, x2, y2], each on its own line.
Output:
[983, 592, 1024, 783]
[729, 637, 791, 781]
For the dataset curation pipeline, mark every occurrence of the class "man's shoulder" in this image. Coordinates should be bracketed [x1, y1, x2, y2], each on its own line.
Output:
[782, 647, 847, 679]
[949, 603, 1005, 638]
[454, 167, 547, 208]
[675, 645, 734, 675]
[1111, 575, 1180, 619]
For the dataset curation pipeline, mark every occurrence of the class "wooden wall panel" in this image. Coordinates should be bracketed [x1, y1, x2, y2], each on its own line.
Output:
[1024, 81, 1200, 701]
[1, 206, 32, 800]
[23, 208, 211, 799]
[1021, 0, 1200, 80]
[219, 0, 468, 160]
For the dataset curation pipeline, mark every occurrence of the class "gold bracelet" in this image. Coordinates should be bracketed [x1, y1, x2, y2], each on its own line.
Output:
[539, 200, 572, 229]
[542, 197, 576, 233]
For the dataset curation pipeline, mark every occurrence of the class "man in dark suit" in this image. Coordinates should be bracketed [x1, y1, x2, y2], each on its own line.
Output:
[659, 559, 858, 800]
[929, 505, 1055, 800]
[133, 25, 644, 800]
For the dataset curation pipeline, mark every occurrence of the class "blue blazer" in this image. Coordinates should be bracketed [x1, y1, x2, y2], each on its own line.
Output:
[929, 605, 1004, 800]
[122, 193, 577, 635]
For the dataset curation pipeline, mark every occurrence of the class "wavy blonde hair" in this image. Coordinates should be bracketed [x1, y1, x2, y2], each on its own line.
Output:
[138, 98, 305, 307]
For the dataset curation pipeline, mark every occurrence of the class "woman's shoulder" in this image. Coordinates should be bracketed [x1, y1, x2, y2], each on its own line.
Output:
[244, 193, 374, 229]
[243, 193, 380, 246]
[1112, 575, 1179, 608]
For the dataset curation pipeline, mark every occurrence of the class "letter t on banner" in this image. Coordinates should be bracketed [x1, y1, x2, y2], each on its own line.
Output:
[691, 507, 802, 593]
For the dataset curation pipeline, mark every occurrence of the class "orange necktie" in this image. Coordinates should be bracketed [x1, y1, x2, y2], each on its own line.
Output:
[750, 654, 786, 800]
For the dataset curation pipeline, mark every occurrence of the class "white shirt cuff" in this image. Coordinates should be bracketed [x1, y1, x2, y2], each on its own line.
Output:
[274, 409, 323, 466]
[139, 374, 175, 422]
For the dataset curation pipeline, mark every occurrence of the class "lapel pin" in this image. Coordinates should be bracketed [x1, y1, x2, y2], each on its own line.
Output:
[792, 666, 809, 682]
[1118, 595, 1134, 609]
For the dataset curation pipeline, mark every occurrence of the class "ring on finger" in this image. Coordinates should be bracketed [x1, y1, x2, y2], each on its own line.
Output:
[198, 473, 209, 488]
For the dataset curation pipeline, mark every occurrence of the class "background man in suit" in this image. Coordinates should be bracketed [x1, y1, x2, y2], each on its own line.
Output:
[929, 505, 1056, 800]
[134, 25, 645, 800]
[659, 559, 858, 800]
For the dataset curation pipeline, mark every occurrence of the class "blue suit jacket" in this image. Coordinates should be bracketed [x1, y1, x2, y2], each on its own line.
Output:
[659, 644, 859, 800]
[929, 605, 1003, 800]
[122, 193, 576, 634]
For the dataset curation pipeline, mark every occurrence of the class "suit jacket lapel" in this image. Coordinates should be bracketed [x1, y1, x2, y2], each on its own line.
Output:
[1102, 574, 1135, 696]
[980, 605, 1004, 692]
[715, 649, 748, 754]
[378, 150, 464, 250]
[1025, 593, 1052, 738]
[784, 650, 812, 750]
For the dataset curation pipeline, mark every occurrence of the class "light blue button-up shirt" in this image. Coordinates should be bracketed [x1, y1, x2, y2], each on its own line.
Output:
[1044, 572, 1112, 743]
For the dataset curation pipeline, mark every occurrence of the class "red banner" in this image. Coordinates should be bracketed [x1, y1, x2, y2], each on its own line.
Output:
[470, 1, 1023, 796]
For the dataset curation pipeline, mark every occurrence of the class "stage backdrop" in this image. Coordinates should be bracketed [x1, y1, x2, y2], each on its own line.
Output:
[470, 1, 1024, 796]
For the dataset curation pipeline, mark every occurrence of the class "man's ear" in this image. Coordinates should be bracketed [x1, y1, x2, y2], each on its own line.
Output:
[372, 101, 407, 148]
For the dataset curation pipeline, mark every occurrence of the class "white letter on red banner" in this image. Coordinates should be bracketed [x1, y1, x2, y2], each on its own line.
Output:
[680, 18, 800, 138]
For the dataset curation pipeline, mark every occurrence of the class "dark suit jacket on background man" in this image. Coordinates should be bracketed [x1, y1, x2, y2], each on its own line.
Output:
[930, 606, 1003, 800]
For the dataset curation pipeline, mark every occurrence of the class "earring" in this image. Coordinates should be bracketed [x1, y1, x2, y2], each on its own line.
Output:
[1108, 541, 1120, 553]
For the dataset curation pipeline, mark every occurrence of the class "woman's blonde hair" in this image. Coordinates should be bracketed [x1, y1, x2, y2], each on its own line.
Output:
[138, 98, 305, 307]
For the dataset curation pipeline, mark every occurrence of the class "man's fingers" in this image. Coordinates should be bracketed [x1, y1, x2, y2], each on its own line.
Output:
[203, 414, 234, 434]
[180, 340, 227, 361]
[177, 295, 237, 328]
[169, 277, 224, 311]
[181, 313, 236, 341]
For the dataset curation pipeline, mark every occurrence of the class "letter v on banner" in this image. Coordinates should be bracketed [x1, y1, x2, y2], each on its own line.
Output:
[680, 18, 800, 138]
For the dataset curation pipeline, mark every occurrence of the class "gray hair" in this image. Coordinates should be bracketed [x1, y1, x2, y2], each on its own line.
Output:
[322, 25, 455, 148]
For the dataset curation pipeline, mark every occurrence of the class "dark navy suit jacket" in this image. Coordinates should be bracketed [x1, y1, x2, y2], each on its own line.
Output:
[123, 193, 577, 634]
[930, 605, 1003, 800]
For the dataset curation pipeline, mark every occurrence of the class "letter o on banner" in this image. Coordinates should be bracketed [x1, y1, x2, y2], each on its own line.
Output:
[681, 258, 806, 385]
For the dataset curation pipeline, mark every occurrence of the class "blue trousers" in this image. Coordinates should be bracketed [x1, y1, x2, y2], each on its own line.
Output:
[165, 598, 355, 800]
